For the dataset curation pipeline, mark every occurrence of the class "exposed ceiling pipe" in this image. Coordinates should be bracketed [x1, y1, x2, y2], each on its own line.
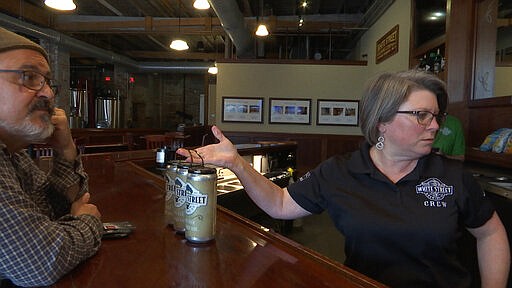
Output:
[346, 0, 395, 55]
[136, 62, 211, 72]
[209, 0, 255, 58]
[97, 0, 124, 16]
[0, 13, 211, 73]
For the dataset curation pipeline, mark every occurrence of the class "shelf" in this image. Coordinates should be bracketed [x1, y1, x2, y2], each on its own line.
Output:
[413, 34, 446, 58]
[466, 147, 512, 169]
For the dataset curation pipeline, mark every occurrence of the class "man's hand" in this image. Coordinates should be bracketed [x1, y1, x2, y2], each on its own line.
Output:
[47, 108, 77, 161]
[71, 193, 101, 219]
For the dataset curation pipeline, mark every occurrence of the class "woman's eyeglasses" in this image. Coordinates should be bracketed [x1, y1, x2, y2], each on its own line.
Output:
[395, 110, 447, 126]
[0, 69, 59, 95]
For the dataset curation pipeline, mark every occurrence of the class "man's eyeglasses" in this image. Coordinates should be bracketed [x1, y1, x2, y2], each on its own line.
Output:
[0, 69, 59, 95]
[395, 110, 447, 126]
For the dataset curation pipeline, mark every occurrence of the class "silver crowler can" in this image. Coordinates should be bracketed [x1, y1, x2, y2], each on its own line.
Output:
[185, 166, 217, 243]
[164, 160, 181, 229]
[174, 163, 201, 234]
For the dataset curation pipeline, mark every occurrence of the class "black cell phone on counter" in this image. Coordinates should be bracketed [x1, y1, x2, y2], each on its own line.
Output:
[102, 221, 135, 239]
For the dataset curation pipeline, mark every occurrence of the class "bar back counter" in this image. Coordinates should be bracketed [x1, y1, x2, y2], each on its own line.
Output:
[50, 151, 387, 287]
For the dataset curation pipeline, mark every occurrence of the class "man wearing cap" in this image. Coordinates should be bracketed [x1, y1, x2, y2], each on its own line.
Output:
[0, 27, 102, 287]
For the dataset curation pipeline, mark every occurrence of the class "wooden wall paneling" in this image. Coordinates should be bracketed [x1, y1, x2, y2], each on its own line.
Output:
[445, 0, 475, 104]
[71, 128, 169, 149]
[468, 105, 512, 148]
[294, 136, 323, 177]
[223, 131, 364, 178]
[472, 0, 498, 101]
[325, 135, 364, 159]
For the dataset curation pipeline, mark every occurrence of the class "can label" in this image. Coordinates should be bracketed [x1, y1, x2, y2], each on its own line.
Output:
[174, 177, 187, 208]
[185, 172, 216, 243]
[164, 170, 176, 226]
[186, 185, 208, 215]
[173, 176, 187, 232]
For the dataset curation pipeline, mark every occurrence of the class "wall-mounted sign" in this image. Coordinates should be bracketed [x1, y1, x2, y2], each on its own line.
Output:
[376, 25, 399, 64]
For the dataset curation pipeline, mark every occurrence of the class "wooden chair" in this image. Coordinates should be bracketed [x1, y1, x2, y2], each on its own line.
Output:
[164, 132, 190, 150]
[144, 134, 174, 149]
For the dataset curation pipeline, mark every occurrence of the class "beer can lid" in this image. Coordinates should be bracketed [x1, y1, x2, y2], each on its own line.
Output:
[167, 159, 183, 167]
[188, 167, 216, 175]
[177, 162, 202, 169]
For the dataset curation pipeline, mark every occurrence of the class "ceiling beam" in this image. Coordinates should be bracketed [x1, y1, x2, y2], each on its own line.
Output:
[52, 15, 225, 34]
[0, 0, 52, 27]
[126, 50, 224, 61]
[51, 15, 363, 34]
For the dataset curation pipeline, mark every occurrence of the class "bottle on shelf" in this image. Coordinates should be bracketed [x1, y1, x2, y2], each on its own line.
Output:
[433, 48, 444, 74]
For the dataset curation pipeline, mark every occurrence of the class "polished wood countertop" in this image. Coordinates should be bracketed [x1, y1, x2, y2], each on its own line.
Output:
[52, 153, 386, 288]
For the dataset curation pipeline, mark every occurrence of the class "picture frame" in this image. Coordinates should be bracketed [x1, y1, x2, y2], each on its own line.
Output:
[222, 97, 264, 123]
[269, 98, 311, 124]
[316, 99, 359, 126]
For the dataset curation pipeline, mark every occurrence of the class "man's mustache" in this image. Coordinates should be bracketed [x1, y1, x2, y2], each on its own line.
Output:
[29, 99, 55, 115]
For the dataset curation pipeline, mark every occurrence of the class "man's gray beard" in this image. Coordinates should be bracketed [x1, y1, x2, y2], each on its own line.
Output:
[0, 113, 54, 143]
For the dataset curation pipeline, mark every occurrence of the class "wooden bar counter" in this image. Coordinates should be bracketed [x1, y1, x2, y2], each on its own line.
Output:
[52, 152, 386, 288]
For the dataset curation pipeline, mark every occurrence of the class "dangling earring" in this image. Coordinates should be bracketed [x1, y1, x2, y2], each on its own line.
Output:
[376, 136, 384, 150]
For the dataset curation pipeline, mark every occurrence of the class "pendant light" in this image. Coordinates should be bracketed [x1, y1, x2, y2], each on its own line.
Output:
[170, 39, 189, 51]
[255, 23, 269, 37]
[208, 37, 219, 75]
[208, 63, 218, 74]
[45, 0, 76, 11]
[170, 0, 189, 51]
[193, 0, 210, 10]
[255, 0, 269, 37]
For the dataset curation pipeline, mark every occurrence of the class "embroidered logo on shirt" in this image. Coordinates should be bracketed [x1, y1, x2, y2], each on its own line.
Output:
[416, 178, 454, 208]
[438, 126, 452, 136]
[298, 171, 311, 182]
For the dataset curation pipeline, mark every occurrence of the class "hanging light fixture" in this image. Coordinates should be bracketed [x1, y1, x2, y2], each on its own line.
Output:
[193, 0, 210, 10]
[170, 0, 189, 51]
[170, 39, 189, 51]
[44, 0, 76, 11]
[255, 23, 269, 37]
[255, 1, 269, 37]
[208, 65, 218, 75]
[208, 37, 219, 74]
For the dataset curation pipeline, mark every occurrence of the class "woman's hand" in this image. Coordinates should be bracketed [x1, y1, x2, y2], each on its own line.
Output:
[176, 126, 240, 169]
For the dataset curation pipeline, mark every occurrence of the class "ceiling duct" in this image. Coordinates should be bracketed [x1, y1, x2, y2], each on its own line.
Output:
[209, 0, 255, 58]
[0, 13, 211, 73]
[345, 0, 395, 57]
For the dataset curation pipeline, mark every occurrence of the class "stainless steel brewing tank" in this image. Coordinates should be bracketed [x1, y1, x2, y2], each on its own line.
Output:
[69, 88, 88, 128]
[95, 97, 120, 128]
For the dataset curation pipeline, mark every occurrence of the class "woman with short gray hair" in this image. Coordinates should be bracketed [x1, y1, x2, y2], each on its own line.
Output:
[178, 69, 510, 288]
[360, 70, 447, 145]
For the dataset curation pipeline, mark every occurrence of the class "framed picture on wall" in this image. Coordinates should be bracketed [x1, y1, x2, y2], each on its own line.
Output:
[316, 99, 359, 126]
[222, 97, 264, 123]
[269, 98, 311, 124]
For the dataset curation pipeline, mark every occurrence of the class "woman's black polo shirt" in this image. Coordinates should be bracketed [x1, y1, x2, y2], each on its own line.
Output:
[287, 142, 494, 288]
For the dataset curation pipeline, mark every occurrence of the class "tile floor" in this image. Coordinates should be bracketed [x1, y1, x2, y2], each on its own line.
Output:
[285, 211, 346, 264]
